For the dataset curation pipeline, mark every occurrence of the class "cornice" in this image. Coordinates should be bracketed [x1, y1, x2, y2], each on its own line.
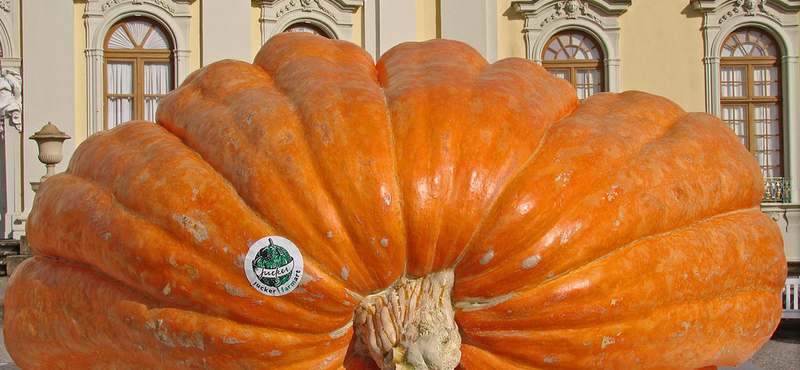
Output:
[257, 0, 363, 12]
[692, 0, 800, 12]
[514, 0, 631, 17]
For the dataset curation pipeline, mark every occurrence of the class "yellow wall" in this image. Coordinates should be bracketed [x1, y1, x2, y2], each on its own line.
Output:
[351, 6, 363, 46]
[618, 0, 706, 112]
[74, 1, 87, 144]
[416, 0, 437, 41]
[496, 0, 525, 59]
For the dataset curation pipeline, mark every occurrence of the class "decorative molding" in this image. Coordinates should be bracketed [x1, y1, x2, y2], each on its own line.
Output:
[0, 0, 10, 13]
[716, 0, 781, 23]
[275, 0, 336, 20]
[257, 0, 363, 43]
[513, 0, 631, 93]
[0, 67, 21, 134]
[541, 0, 603, 27]
[102, 0, 176, 14]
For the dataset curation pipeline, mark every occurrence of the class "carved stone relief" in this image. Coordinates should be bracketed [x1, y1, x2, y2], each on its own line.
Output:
[103, 0, 175, 15]
[718, 0, 780, 23]
[0, 61, 21, 135]
[541, 0, 603, 27]
[276, 0, 337, 20]
[0, 0, 10, 13]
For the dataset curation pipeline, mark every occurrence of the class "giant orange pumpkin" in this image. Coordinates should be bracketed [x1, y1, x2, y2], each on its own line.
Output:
[4, 33, 786, 370]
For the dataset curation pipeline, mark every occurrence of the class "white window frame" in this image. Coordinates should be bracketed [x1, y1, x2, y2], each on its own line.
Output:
[84, 0, 191, 136]
[693, 0, 800, 203]
[513, 0, 631, 94]
[256, 0, 363, 44]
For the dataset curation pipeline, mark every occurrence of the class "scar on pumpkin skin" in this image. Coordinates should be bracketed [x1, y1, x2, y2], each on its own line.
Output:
[479, 248, 494, 265]
[521, 255, 541, 269]
[455, 292, 518, 312]
[172, 214, 210, 243]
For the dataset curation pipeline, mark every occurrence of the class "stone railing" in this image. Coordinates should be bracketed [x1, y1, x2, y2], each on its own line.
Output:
[763, 177, 791, 203]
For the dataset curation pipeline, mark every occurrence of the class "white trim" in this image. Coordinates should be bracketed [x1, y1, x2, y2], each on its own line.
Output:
[694, 0, 800, 203]
[257, 0, 363, 45]
[84, 0, 191, 136]
[514, 0, 630, 93]
[0, 0, 21, 238]
[439, 0, 498, 62]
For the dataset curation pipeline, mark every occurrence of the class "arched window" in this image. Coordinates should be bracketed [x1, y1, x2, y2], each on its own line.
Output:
[542, 30, 604, 100]
[720, 28, 782, 178]
[284, 22, 330, 38]
[104, 17, 174, 129]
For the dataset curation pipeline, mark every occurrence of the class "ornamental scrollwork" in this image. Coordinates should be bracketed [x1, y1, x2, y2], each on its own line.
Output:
[0, 62, 22, 134]
[0, 0, 11, 13]
[102, 0, 175, 14]
[719, 0, 780, 24]
[541, 0, 603, 27]
[275, 0, 337, 21]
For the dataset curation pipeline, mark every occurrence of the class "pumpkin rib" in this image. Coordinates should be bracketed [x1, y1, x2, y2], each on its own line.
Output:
[462, 286, 779, 337]
[157, 79, 380, 296]
[430, 59, 579, 272]
[454, 205, 765, 310]
[460, 288, 779, 370]
[455, 209, 785, 334]
[156, 64, 381, 293]
[5, 257, 353, 370]
[452, 92, 669, 281]
[255, 34, 407, 292]
[62, 121, 362, 311]
[454, 106, 762, 299]
[448, 96, 583, 271]
[453, 92, 689, 296]
[377, 42, 577, 276]
[27, 173, 356, 333]
[378, 39, 488, 276]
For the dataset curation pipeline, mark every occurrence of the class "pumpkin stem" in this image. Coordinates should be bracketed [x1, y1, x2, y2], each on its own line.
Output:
[353, 270, 460, 370]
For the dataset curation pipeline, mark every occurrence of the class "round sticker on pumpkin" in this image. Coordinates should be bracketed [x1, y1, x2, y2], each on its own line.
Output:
[244, 236, 304, 296]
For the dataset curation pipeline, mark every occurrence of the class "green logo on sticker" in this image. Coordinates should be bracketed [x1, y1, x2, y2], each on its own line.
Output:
[252, 238, 295, 288]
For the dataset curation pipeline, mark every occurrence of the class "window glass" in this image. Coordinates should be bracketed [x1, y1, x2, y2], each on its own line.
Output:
[542, 30, 604, 100]
[104, 17, 173, 129]
[720, 28, 782, 179]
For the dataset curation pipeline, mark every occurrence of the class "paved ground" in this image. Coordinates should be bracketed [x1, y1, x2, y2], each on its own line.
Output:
[0, 276, 796, 369]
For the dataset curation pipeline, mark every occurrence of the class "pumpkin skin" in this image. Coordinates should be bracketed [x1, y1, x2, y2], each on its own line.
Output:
[4, 32, 786, 370]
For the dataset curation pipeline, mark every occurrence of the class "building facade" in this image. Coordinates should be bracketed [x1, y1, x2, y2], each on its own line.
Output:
[5, 0, 800, 267]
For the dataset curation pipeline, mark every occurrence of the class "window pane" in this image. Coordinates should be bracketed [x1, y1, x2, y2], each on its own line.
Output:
[754, 66, 778, 97]
[107, 97, 133, 129]
[126, 21, 152, 46]
[721, 105, 748, 148]
[577, 85, 591, 100]
[143, 27, 170, 50]
[721, 67, 745, 97]
[107, 27, 134, 49]
[145, 97, 162, 122]
[144, 62, 171, 95]
[576, 69, 601, 100]
[544, 31, 602, 61]
[764, 166, 780, 178]
[107, 62, 133, 94]
[548, 69, 569, 80]
[558, 35, 570, 46]
[722, 45, 734, 57]
[754, 104, 781, 175]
